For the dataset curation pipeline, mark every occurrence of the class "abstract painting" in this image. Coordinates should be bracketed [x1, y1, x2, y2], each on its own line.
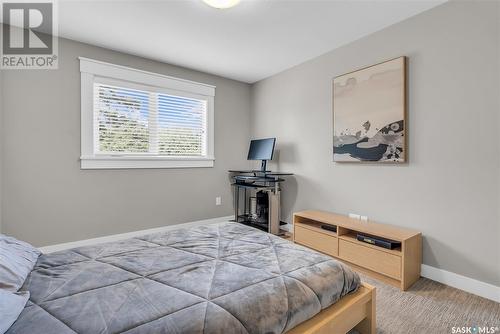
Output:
[333, 57, 406, 162]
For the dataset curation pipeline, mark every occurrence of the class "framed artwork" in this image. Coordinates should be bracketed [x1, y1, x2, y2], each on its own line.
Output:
[333, 56, 407, 162]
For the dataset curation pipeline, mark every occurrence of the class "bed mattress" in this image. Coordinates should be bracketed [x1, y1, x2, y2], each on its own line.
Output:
[8, 222, 360, 334]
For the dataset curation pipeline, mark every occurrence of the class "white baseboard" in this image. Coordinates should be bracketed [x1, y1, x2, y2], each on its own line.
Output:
[421, 264, 500, 303]
[38, 215, 233, 254]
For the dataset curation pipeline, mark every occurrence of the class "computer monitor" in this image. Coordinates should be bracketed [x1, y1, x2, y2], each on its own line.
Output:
[247, 138, 276, 172]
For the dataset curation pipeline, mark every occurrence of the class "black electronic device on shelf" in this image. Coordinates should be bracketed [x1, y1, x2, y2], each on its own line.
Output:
[356, 233, 401, 250]
[320, 224, 337, 233]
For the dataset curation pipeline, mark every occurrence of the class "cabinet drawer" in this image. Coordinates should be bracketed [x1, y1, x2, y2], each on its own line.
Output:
[339, 239, 401, 280]
[295, 225, 338, 256]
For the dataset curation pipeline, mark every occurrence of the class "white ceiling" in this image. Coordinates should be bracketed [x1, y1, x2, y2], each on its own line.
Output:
[58, 0, 446, 83]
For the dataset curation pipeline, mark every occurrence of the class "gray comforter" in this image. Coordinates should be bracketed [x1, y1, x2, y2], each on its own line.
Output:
[8, 222, 360, 334]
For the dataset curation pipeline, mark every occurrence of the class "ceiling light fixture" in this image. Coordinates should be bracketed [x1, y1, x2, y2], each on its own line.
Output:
[202, 0, 241, 9]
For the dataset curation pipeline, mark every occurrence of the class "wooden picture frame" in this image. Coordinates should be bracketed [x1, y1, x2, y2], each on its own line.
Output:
[333, 56, 407, 163]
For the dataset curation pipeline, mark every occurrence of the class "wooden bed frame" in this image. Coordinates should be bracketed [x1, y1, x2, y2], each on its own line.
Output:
[287, 283, 376, 334]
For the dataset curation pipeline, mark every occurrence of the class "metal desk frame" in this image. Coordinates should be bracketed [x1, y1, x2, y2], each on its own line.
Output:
[228, 170, 293, 235]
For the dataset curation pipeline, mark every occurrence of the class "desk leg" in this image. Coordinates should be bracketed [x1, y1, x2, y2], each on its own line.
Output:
[234, 186, 239, 222]
[268, 190, 280, 235]
[243, 188, 247, 217]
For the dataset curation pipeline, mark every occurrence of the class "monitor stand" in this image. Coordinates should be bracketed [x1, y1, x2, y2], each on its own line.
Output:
[260, 160, 269, 173]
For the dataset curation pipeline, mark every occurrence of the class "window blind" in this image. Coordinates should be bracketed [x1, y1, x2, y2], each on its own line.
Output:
[94, 83, 207, 157]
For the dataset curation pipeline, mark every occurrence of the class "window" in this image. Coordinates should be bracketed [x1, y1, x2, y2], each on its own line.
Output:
[95, 83, 207, 156]
[80, 58, 215, 169]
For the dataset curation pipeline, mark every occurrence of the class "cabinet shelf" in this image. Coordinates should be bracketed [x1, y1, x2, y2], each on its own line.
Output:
[338, 232, 402, 256]
[294, 219, 337, 237]
[293, 210, 421, 291]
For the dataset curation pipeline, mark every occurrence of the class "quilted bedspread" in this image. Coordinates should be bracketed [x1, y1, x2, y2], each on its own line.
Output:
[8, 222, 360, 334]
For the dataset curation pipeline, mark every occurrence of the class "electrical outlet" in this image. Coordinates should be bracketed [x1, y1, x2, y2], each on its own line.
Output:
[348, 213, 361, 220]
[215, 197, 222, 206]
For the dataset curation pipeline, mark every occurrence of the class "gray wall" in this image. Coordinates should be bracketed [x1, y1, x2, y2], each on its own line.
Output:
[497, 0, 500, 279]
[0, 45, 3, 234]
[251, 1, 500, 286]
[1, 37, 251, 247]
[498, 0, 500, 278]
[497, 0, 500, 281]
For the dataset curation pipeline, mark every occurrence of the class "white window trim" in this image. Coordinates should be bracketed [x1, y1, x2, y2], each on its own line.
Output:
[79, 57, 215, 169]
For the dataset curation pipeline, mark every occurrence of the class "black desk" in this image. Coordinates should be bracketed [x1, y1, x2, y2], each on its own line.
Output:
[229, 170, 293, 234]
[228, 170, 294, 176]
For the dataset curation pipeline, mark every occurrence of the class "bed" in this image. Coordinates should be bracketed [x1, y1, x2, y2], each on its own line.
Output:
[7, 222, 375, 334]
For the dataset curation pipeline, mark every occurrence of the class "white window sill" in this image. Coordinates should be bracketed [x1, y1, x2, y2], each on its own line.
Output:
[80, 156, 215, 170]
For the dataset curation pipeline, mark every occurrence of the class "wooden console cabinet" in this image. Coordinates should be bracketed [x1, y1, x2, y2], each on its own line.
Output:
[293, 210, 422, 290]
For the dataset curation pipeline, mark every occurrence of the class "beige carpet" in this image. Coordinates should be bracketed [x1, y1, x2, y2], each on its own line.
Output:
[357, 274, 500, 334]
